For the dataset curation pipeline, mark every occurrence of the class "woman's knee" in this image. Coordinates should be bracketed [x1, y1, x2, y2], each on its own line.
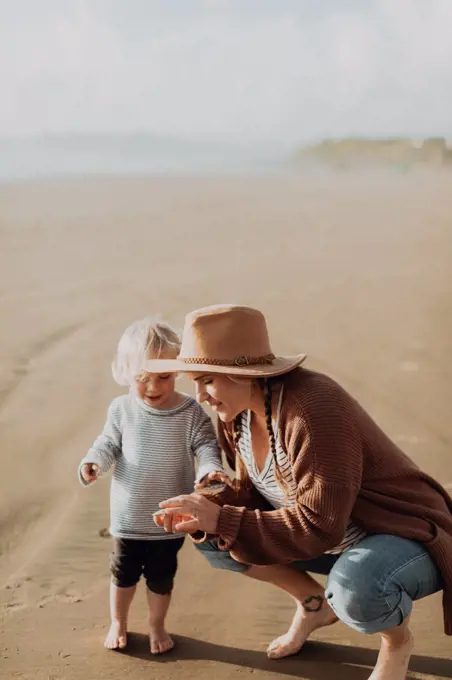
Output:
[325, 567, 410, 633]
[324, 535, 441, 634]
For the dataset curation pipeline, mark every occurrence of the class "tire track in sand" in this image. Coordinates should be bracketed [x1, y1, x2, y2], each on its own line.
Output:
[0, 321, 90, 414]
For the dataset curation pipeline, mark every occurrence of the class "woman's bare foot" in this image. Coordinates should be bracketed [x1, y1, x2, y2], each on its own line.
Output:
[368, 623, 414, 680]
[267, 601, 338, 659]
[104, 620, 127, 650]
[149, 625, 174, 655]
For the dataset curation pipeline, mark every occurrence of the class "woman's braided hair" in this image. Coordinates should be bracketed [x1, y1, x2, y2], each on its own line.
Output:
[231, 408, 247, 490]
[231, 377, 290, 498]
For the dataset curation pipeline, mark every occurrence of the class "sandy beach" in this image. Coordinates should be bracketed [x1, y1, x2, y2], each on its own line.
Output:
[1, 170, 451, 680]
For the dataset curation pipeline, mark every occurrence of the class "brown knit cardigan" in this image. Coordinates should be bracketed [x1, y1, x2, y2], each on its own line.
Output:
[208, 369, 452, 635]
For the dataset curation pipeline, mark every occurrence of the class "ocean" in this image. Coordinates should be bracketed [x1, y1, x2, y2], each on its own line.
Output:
[0, 134, 288, 180]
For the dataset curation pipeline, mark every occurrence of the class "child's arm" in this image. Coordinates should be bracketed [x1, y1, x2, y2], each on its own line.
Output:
[191, 406, 225, 484]
[78, 398, 122, 486]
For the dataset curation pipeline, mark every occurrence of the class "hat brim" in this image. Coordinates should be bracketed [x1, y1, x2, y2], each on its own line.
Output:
[142, 354, 307, 377]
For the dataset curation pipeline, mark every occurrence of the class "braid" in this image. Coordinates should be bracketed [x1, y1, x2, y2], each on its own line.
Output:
[262, 379, 289, 499]
[228, 378, 288, 497]
[232, 413, 242, 449]
[231, 413, 249, 491]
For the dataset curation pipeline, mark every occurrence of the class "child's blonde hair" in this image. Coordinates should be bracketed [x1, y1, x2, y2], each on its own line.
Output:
[111, 317, 181, 387]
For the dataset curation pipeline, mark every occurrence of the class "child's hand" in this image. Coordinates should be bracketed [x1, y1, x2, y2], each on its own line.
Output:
[81, 463, 100, 484]
[195, 471, 231, 491]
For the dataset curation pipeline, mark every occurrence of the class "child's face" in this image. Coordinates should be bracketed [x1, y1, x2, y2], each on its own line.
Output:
[136, 371, 177, 409]
[136, 348, 179, 409]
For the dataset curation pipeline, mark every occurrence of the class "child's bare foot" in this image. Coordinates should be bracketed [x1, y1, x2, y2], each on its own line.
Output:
[104, 620, 127, 650]
[149, 625, 174, 655]
[368, 628, 414, 680]
[267, 601, 337, 659]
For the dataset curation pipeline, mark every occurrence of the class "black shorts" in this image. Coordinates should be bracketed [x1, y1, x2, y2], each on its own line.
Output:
[110, 537, 185, 594]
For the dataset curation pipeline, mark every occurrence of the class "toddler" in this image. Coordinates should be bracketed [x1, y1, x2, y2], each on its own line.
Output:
[78, 317, 224, 654]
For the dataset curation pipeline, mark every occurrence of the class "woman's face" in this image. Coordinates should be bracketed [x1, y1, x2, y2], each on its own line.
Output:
[189, 373, 252, 422]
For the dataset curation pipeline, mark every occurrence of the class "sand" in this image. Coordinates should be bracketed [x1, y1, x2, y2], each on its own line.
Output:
[1, 170, 451, 680]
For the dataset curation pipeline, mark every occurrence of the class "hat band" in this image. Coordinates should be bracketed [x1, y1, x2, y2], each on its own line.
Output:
[179, 353, 275, 367]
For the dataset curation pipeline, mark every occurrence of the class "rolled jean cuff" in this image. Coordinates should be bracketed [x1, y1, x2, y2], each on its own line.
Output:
[190, 531, 215, 544]
[194, 539, 251, 573]
[324, 534, 441, 635]
[326, 589, 413, 634]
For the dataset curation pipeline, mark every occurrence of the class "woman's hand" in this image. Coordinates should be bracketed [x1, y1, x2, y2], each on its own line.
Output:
[157, 493, 221, 534]
[153, 509, 193, 533]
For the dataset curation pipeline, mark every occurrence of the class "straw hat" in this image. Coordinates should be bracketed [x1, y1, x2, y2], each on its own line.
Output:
[142, 304, 306, 377]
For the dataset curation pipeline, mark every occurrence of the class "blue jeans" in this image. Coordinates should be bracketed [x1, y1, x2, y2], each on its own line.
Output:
[195, 534, 442, 634]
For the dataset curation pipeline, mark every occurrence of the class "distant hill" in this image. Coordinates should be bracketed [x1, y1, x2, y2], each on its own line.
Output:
[294, 137, 452, 168]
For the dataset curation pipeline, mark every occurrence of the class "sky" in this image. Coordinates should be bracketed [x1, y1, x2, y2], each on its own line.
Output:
[1, 0, 451, 144]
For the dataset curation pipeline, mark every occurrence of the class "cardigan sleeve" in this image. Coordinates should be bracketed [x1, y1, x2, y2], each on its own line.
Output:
[215, 379, 364, 564]
[189, 418, 272, 544]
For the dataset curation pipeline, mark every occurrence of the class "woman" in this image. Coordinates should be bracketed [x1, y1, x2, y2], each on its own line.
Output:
[147, 304, 452, 680]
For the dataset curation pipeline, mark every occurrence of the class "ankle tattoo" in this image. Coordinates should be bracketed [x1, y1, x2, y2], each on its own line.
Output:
[302, 595, 323, 612]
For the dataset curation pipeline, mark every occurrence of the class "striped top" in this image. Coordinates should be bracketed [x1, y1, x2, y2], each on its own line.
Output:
[238, 386, 366, 555]
[79, 393, 223, 540]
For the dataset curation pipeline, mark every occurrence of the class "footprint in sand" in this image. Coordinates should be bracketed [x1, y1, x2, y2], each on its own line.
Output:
[64, 594, 83, 604]
[1, 576, 34, 615]
[4, 575, 31, 590]
[36, 590, 84, 609]
[1, 601, 26, 615]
